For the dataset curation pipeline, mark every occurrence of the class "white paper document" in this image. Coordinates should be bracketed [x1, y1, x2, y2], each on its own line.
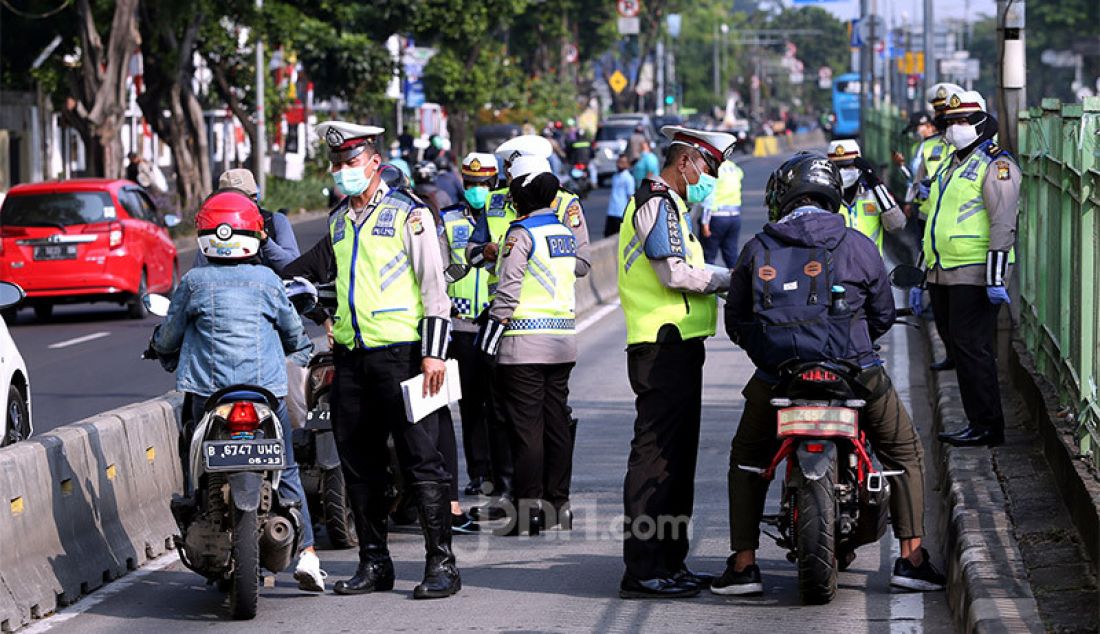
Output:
[400, 358, 462, 423]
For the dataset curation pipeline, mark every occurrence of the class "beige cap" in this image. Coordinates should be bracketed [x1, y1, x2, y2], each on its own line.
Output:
[218, 169, 258, 197]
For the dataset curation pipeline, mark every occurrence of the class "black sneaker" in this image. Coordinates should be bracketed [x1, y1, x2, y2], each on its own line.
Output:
[710, 563, 764, 596]
[451, 511, 481, 535]
[890, 548, 946, 591]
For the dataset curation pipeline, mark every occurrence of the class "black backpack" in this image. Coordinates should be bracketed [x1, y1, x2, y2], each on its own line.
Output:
[733, 232, 853, 374]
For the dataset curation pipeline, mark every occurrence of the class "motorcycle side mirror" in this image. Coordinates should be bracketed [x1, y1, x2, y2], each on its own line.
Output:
[143, 293, 172, 317]
[162, 214, 181, 228]
[0, 281, 25, 311]
[889, 265, 925, 290]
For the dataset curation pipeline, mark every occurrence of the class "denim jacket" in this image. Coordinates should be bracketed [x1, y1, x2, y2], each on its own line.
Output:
[152, 262, 313, 397]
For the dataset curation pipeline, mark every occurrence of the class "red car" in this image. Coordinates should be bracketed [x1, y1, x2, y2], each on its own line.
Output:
[0, 179, 179, 320]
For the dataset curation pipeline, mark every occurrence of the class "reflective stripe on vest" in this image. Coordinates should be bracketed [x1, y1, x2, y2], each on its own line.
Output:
[505, 214, 576, 336]
[840, 187, 883, 253]
[923, 140, 1016, 270]
[330, 195, 423, 348]
[713, 160, 743, 211]
[443, 209, 489, 320]
[617, 190, 717, 345]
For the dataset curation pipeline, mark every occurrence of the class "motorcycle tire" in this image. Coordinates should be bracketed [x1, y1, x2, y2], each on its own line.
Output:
[321, 467, 357, 549]
[794, 458, 839, 605]
[229, 507, 260, 620]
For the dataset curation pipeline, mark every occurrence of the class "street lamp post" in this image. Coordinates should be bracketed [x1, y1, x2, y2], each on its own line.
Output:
[255, 0, 266, 196]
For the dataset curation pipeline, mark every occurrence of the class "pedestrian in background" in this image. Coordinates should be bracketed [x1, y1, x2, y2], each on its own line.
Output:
[631, 139, 659, 188]
[700, 157, 744, 266]
[605, 154, 634, 237]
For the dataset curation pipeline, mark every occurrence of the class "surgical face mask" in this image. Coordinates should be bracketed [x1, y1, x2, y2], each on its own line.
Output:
[683, 160, 717, 204]
[464, 186, 489, 210]
[332, 163, 372, 197]
[945, 123, 979, 149]
[840, 167, 860, 189]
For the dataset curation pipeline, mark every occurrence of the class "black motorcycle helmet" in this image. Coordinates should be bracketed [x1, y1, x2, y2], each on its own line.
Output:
[764, 151, 843, 222]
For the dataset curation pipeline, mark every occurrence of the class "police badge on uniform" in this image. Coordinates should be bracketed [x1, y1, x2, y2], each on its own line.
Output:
[566, 200, 582, 228]
[995, 161, 1011, 181]
[453, 224, 470, 248]
[373, 208, 397, 237]
[409, 210, 425, 235]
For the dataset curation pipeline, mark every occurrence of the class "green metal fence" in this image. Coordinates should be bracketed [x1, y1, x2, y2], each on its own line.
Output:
[863, 104, 913, 195]
[1018, 97, 1100, 468]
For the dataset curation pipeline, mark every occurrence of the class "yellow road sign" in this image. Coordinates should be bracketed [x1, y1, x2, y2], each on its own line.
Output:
[609, 70, 628, 94]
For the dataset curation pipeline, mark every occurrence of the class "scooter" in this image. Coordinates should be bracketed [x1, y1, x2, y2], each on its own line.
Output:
[742, 266, 921, 605]
[142, 291, 308, 620]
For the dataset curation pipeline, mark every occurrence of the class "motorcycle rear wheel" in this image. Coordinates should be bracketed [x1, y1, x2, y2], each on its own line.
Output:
[229, 508, 260, 620]
[794, 458, 839, 605]
[322, 467, 357, 549]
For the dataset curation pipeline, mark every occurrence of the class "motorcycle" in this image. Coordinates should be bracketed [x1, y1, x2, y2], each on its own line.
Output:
[142, 288, 311, 620]
[742, 266, 920, 605]
[564, 162, 594, 199]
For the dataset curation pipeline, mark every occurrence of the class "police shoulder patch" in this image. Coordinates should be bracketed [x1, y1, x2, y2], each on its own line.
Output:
[408, 209, 424, 235]
[502, 235, 518, 258]
[995, 160, 1011, 181]
[566, 200, 582, 228]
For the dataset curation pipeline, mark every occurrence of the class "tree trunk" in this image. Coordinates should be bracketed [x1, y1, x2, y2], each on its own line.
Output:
[69, 0, 140, 178]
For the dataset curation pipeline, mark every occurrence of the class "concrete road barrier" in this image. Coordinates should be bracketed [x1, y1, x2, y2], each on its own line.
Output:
[0, 395, 183, 631]
[576, 235, 619, 316]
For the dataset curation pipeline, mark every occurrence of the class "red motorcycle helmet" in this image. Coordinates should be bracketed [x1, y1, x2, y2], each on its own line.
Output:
[196, 190, 264, 260]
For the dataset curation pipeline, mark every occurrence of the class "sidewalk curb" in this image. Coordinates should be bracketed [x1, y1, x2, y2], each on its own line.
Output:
[921, 326, 1044, 633]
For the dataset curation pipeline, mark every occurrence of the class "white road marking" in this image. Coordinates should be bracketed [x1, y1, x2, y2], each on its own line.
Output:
[47, 331, 111, 349]
[889, 313, 925, 633]
[576, 300, 620, 333]
[20, 552, 180, 633]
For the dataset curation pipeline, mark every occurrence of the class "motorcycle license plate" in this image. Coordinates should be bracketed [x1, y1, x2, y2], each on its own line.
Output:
[776, 407, 857, 438]
[203, 439, 285, 471]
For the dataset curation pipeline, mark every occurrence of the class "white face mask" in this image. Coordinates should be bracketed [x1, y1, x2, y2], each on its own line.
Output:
[840, 167, 860, 189]
[945, 123, 979, 149]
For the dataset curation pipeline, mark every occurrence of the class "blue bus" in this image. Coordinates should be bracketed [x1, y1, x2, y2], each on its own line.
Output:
[831, 73, 861, 138]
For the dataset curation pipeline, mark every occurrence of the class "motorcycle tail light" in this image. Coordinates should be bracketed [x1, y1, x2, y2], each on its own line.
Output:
[310, 365, 335, 392]
[805, 442, 826, 453]
[799, 368, 838, 383]
[226, 401, 260, 434]
[573, 163, 586, 170]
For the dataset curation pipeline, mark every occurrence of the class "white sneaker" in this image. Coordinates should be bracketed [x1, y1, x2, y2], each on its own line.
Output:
[294, 551, 327, 592]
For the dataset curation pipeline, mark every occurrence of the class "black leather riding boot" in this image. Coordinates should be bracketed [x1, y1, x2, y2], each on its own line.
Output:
[333, 484, 395, 595]
[412, 481, 461, 599]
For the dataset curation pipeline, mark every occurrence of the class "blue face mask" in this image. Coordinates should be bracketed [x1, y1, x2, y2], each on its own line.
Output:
[684, 161, 717, 204]
[464, 186, 489, 210]
[333, 164, 371, 197]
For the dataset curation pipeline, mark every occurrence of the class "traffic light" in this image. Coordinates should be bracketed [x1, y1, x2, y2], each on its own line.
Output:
[665, 95, 675, 105]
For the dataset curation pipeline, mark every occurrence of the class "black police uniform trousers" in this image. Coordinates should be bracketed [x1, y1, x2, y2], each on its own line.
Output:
[494, 362, 575, 513]
[623, 338, 705, 580]
[927, 283, 1005, 433]
[451, 331, 513, 493]
[331, 342, 451, 505]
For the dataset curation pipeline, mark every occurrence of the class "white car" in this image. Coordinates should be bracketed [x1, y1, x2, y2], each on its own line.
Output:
[0, 282, 31, 446]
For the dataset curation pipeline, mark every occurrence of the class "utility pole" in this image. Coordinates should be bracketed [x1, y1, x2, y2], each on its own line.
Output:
[860, 0, 871, 138]
[255, 0, 266, 196]
[996, 0, 1026, 155]
[923, 0, 936, 97]
[657, 39, 665, 116]
[713, 23, 720, 104]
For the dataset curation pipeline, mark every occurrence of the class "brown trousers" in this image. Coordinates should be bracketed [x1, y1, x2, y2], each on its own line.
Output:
[727, 366, 925, 552]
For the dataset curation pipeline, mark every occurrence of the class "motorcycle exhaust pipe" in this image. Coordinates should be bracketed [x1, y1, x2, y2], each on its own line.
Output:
[259, 515, 296, 573]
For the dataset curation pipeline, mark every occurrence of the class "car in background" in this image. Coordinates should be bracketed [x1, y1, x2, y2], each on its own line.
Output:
[0, 281, 31, 446]
[0, 179, 180, 321]
[652, 114, 684, 155]
[593, 113, 659, 185]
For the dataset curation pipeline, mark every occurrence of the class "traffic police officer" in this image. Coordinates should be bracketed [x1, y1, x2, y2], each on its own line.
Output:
[700, 156, 744, 266]
[912, 83, 964, 221]
[283, 121, 460, 599]
[465, 135, 591, 522]
[478, 157, 578, 536]
[618, 126, 735, 599]
[440, 152, 513, 499]
[466, 135, 591, 286]
[826, 139, 906, 255]
[912, 91, 1021, 448]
